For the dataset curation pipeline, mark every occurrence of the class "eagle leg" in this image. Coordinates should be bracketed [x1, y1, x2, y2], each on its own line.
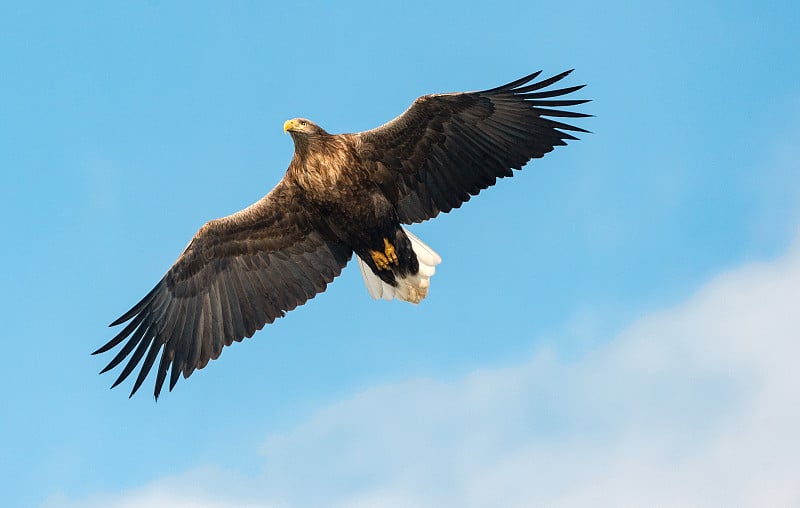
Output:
[369, 238, 399, 271]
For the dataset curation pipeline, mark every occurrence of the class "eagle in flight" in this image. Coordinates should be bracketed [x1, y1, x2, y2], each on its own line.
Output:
[94, 70, 590, 398]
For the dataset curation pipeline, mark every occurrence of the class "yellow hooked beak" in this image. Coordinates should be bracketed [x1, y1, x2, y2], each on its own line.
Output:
[283, 119, 296, 133]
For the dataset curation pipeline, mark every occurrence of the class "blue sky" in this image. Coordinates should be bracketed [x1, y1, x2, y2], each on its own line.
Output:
[2, 1, 799, 506]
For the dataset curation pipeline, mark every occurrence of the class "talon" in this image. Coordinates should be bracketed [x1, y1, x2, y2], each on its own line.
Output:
[370, 249, 390, 270]
[383, 238, 398, 265]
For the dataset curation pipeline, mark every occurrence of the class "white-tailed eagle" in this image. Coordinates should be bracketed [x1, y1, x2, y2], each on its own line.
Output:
[94, 70, 590, 398]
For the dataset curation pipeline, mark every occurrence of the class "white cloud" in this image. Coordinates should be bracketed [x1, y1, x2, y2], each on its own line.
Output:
[44, 466, 280, 508]
[48, 235, 800, 508]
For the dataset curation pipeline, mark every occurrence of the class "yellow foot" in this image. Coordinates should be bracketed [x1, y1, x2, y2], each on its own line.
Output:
[369, 238, 399, 271]
[370, 249, 391, 270]
[383, 238, 399, 265]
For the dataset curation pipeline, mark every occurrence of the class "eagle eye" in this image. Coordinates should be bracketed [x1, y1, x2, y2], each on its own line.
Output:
[300, 120, 308, 127]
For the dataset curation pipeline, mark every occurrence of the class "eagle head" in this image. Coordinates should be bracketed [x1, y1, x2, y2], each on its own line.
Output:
[283, 118, 324, 137]
[284, 118, 329, 156]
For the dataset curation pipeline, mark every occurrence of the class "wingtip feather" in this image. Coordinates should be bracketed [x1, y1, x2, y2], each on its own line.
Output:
[481, 70, 543, 93]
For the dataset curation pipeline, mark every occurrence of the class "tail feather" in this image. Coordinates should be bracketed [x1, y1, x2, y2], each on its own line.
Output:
[403, 229, 442, 267]
[358, 257, 395, 301]
[357, 228, 442, 304]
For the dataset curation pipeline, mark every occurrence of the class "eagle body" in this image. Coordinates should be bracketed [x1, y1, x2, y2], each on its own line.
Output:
[286, 128, 419, 286]
[95, 70, 590, 398]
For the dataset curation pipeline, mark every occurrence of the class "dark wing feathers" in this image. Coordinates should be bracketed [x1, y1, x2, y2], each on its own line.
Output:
[358, 70, 589, 223]
[94, 181, 352, 398]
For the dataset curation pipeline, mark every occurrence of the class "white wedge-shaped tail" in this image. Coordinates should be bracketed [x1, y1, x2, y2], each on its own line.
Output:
[357, 228, 442, 304]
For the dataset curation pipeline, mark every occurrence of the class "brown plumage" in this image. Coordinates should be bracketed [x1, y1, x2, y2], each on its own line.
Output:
[94, 70, 590, 398]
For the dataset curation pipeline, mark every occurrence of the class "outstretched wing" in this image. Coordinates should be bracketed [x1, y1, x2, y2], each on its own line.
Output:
[94, 180, 352, 399]
[358, 70, 590, 224]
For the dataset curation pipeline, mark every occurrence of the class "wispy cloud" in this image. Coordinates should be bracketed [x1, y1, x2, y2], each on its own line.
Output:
[48, 234, 800, 508]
